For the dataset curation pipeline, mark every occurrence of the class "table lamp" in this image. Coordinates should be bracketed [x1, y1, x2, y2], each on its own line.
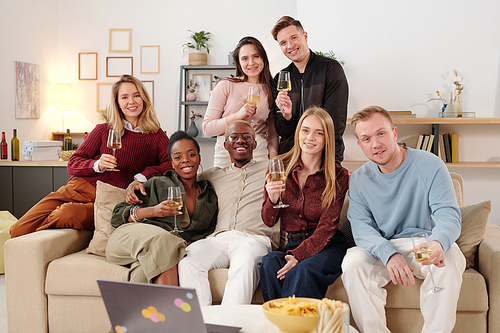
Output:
[49, 83, 72, 132]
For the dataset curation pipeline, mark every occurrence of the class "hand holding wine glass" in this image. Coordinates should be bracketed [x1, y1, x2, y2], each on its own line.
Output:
[167, 186, 184, 234]
[268, 158, 289, 209]
[411, 232, 444, 294]
[247, 85, 261, 126]
[106, 129, 122, 172]
[276, 71, 292, 116]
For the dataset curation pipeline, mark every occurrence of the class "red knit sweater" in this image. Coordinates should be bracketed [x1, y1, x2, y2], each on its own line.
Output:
[67, 123, 172, 189]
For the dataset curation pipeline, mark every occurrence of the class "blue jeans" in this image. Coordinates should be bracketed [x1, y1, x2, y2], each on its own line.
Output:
[259, 232, 349, 301]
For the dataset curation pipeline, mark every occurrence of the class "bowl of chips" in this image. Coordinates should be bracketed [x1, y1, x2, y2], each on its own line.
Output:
[262, 296, 320, 333]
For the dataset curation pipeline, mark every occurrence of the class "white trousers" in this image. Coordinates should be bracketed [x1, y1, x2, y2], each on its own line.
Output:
[341, 239, 466, 333]
[178, 230, 271, 306]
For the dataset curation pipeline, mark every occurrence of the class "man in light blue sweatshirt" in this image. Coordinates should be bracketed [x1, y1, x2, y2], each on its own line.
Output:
[342, 106, 466, 333]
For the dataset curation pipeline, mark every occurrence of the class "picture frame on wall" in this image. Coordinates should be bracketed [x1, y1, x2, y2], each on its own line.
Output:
[109, 28, 132, 53]
[192, 74, 212, 102]
[141, 45, 160, 74]
[142, 80, 154, 105]
[106, 57, 133, 77]
[78, 52, 98, 80]
[96, 82, 113, 112]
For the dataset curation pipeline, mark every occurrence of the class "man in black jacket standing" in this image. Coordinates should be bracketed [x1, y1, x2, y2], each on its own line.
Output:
[271, 16, 349, 162]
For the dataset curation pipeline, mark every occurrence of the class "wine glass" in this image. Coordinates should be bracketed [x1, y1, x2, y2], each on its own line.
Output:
[106, 129, 122, 171]
[246, 85, 261, 126]
[167, 186, 184, 234]
[411, 232, 444, 294]
[276, 71, 291, 114]
[268, 158, 289, 209]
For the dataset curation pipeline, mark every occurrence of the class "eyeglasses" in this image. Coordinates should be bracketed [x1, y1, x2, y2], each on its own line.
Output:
[227, 133, 254, 143]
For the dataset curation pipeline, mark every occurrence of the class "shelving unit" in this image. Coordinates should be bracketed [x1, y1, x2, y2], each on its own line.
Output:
[178, 65, 235, 140]
[343, 117, 500, 168]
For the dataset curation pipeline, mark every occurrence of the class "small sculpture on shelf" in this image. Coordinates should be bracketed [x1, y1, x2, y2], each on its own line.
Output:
[186, 79, 198, 102]
[187, 111, 202, 138]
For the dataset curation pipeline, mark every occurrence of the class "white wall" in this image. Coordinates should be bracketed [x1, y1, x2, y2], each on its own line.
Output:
[1, 0, 499, 224]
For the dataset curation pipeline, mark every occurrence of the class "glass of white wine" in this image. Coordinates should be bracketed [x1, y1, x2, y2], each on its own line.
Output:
[411, 232, 444, 294]
[167, 186, 184, 234]
[247, 85, 261, 126]
[106, 129, 122, 171]
[276, 71, 291, 114]
[268, 157, 289, 209]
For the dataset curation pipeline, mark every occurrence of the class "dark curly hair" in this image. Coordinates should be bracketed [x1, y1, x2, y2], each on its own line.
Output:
[167, 131, 200, 161]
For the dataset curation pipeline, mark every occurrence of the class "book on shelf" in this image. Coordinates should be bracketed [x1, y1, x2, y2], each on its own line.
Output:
[390, 114, 416, 118]
[451, 133, 459, 163]
[438, 134, 446, 163]
[24, 146, 62, 153]
[431, 124, 439, 155]
[24, 140, 63, 148]
[421, 135, 430, 151]
[22, 154, 60, 161]
[443, 133, 452, 163]
[415, 134, 424, 150]
[388, 111, 412, 115]
[426, 134, 434, 152]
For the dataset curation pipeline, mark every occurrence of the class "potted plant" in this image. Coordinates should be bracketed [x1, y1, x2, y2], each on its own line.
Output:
[314, 50, 345, 65]
[183, 30, 211, 65]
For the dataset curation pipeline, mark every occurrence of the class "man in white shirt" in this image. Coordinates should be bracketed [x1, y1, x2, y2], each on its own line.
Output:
[178, 120, 280, 306]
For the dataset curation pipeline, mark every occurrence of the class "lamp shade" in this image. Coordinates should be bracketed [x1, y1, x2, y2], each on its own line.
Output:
[49, 83, 72, 106]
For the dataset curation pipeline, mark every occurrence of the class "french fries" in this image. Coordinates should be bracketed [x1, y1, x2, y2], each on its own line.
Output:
[317, 298, 349, 333]
[266, 295, 318, 317]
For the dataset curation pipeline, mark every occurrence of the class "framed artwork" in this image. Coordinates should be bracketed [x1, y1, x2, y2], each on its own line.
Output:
[109, 28, 132, 53]
[142, 80, 154, 105]
[141, 45, 160, 74]
[106, 57, 133, 77]
[78, 52, 98, 80]
[15, 61, 40, 119]
[192, 74, 212, 102]
[96, 82, 113, 112]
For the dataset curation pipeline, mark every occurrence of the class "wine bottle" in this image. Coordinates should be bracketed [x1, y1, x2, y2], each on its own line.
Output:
[11, 129, 19, 161]
[1, 132, 7, 159]
[84, 131, 88, 140]
[64, 129, 73, 151]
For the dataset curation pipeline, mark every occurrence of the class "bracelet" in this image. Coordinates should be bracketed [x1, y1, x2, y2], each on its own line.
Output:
[129, 205, 143, 223]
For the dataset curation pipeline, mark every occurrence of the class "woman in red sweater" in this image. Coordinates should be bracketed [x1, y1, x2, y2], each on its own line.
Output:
[259, 107, 350, 301]
[10, 75, 171, 237]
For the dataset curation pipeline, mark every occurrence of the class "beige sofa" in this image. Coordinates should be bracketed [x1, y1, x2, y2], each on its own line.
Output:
[5, 172, 500, 333]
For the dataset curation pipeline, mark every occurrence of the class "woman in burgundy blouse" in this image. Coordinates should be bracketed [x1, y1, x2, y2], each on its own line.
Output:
[10, 75, 171, 237]
[260, 107, 350, 301]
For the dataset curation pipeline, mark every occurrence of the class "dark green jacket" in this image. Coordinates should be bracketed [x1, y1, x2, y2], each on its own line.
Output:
[111, 170, 218, 242]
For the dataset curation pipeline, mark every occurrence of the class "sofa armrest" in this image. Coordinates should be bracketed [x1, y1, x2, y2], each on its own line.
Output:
[4, 229, 93, 333]
[476, 223, 500, 333]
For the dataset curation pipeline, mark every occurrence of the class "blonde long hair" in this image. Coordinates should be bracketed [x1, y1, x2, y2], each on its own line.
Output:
[281, 107, 337, 209]
[108, 75, 160, 134]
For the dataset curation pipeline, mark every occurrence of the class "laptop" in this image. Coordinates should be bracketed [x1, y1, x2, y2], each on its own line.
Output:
[97, 279, 241, 333]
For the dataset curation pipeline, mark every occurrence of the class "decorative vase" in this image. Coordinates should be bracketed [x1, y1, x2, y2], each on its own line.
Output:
[187, 121, 199, 137]
[453, 84, 463, 117]
[228, 54, 235, 66]
[188, 50, 208, 65]
[186, 92, 197, 101]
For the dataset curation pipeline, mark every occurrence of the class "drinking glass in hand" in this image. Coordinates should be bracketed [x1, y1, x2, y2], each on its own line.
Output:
[268, 158, 289, 209]
[276, 71, 291, 114]
[411, 232, 444, 294]
[106, 129, 122, 171]
[247, 85, 261, 126]
[167, 186, 184, 234]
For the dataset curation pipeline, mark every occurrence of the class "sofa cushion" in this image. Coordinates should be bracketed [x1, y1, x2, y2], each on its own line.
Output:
[46, 250, 126, 296]
[86, 181, 125, 256]
[456, 201, 491, 269]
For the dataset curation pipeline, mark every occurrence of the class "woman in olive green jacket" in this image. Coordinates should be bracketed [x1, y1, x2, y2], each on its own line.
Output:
[106, 131, 218, 284]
